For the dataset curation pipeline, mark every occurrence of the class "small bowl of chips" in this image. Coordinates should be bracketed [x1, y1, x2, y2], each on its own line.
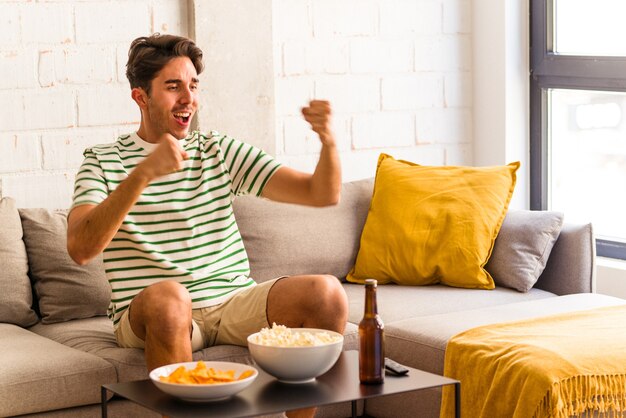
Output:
[149, 360, 258, 402]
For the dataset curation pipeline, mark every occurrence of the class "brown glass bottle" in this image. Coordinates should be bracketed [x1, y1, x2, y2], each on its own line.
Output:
[359, 278, 385, 384]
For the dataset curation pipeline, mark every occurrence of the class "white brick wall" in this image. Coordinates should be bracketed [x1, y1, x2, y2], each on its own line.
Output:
[74, 3, 151, 44]
[314, 76, 380, 114]
[41, 129, 117, 171]
[77, 86, 139, 126]
[1, 173, 75, 209]
[0, 0, 189, 208]
[0, 50, 39, 89]
[0, 4, 20, 46]
[273, 0, 473, 180]
[379, 0, 443, 36]
[2, 0, 473, 208]
[0, 134, 41, 174]
[352, 113, 415, 149]
[312, 0, 378, 38]
[21, 3, 74, 44]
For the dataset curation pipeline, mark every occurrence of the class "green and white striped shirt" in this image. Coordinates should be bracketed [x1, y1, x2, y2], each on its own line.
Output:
[72, 131, 281, 329]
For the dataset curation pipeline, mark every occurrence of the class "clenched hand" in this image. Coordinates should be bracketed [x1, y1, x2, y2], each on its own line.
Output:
[302, 100, 336, 146]
[136, 134, 189, 181]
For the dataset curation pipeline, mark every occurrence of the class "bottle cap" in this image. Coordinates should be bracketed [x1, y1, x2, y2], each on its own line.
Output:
[365, 278, 377, 286]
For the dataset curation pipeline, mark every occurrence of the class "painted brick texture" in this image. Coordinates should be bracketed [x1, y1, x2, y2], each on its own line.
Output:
[0, 0, 189, 208]
[273, 0, 473, 182]
[2, 0, 473, 207]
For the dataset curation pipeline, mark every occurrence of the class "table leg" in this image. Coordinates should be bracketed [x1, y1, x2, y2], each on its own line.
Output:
[454, 382, 461, 418]
[351, 400, 357, 418]
[101, 387, 108, 418]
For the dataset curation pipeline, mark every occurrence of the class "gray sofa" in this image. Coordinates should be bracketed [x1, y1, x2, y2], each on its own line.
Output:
[1, 178, 624, 418]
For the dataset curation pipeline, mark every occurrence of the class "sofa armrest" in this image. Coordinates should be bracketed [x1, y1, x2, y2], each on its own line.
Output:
[534, 222, 596, 295]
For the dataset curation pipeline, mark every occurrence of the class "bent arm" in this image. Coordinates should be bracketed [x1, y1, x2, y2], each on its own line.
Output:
[67, 169, 151, 265]
[67, 134, 188, 265]
[261, 100, 341, 206]
[261, 144, 341, 206]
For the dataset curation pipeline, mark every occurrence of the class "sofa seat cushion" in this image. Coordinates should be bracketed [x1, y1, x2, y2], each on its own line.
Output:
[31, 318, 250, 382]
[0, 323, 116, 417]
[344, 282, 556, 324]
[381, 293, 626, 376]
[30, 318, 360, 383]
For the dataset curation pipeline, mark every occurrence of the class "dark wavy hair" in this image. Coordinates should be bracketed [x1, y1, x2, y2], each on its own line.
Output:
[126, 33, 204, 95]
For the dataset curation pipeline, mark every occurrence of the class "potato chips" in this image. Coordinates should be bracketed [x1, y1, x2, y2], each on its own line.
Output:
[159, 361, 255, 385]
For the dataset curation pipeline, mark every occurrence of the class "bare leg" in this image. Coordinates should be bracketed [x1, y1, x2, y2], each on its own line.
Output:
[267, 274, 348, 333]
[127, 280, 193, 371]
[267, 275, 348, 418]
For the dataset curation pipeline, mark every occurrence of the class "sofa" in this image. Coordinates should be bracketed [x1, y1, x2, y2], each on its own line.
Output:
[1, 177, 624, 418]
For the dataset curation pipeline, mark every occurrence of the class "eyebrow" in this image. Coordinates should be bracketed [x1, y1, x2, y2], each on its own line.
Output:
[164, 78, 200, 84]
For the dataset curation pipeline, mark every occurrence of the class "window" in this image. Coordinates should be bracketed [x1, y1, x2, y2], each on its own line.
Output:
[530, 0, 626, 259]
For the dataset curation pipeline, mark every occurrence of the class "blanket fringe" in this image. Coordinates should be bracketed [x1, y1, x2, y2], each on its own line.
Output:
[533, 374, 626, 418]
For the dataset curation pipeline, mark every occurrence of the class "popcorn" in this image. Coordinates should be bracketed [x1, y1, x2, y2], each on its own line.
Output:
[250, 323, 341, 347]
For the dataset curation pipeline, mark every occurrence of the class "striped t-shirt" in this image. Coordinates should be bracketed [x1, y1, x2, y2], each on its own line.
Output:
[71, 130, 281, 329]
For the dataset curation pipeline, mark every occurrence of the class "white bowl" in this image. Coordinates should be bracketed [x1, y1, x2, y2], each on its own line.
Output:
[149, 361, 258, 402]
[247, 328, 344, 384]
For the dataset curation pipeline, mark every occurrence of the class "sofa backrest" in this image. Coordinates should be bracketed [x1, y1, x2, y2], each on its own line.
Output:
[234, 177, 596, 295]
[233, 178, 374, 282]
[0, 178, 596, 328]
[534, 222, 596, 295]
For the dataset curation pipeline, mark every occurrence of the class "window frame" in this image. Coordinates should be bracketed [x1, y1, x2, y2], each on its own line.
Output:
[530, 0, 626, 260]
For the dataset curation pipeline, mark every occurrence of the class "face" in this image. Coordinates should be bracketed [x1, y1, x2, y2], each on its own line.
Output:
[134, 56, 199, 141]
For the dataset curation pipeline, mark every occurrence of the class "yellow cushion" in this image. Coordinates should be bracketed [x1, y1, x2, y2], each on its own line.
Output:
[346, 154, 520, 289]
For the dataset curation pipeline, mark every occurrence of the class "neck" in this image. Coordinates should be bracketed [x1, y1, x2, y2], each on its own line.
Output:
[136, 120, 161, 144]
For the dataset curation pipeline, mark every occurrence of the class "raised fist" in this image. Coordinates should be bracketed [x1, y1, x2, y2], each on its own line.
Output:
[137, 134, 189, 180]
[302, 100, 335, 146]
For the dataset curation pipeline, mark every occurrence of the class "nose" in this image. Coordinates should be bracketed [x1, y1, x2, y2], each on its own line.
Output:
[179, 86, 194, 104]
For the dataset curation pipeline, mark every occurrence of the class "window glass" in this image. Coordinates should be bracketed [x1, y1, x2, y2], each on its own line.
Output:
[548, 89, 626, 242]
[554, 0, 626, 56]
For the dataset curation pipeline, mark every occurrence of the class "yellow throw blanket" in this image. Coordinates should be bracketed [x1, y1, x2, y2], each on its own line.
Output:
[441, 304, 626, 418]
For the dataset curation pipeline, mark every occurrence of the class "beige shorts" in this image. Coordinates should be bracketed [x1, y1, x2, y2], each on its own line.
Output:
[114, 278, 281, 351]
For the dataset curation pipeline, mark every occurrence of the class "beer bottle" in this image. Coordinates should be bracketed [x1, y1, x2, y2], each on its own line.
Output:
[359, 278, 384, 384]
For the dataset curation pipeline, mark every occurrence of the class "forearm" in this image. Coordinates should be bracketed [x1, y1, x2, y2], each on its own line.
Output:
[262, 100, 342, 206]
[309, 141, 342, 206]
[67, 169, 151, 265]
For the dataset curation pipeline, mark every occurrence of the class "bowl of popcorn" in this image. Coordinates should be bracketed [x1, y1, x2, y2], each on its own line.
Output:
[247, 323, 344, 384]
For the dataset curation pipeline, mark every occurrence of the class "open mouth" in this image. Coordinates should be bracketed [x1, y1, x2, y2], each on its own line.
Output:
[173, 112, 191, 124]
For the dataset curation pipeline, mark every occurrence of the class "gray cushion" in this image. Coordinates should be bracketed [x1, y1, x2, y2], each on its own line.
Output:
[343, 282, 555, 325]
[0, 198, 38, 327]
[19, 209, 110, 324]
[0, 323, 116, 416]
[233, 178, 373, 282]
[486, 210, 564, 292]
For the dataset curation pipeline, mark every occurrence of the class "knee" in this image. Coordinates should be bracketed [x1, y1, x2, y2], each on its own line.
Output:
[309, 275, 348, 315]
[142, 281, 192, 325]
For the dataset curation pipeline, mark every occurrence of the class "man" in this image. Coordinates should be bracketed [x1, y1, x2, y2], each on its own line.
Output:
[67, 34, 347, 415]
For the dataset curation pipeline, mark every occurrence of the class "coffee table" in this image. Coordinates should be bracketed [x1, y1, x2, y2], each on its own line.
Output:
[101, 350, 460, 418]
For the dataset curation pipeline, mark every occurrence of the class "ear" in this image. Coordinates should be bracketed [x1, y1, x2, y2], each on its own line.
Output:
[131, 87, 148, 109]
